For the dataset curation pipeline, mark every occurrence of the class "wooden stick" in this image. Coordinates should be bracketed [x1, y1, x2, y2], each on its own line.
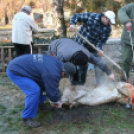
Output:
[75, 31, 122, 70]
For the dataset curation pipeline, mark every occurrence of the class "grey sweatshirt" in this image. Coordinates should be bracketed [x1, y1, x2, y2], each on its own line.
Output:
[48, 38, 111, 75]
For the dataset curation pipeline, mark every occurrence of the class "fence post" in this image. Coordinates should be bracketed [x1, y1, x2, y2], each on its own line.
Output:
[8, 48, 12, 61]
[1, 48, 5, 72]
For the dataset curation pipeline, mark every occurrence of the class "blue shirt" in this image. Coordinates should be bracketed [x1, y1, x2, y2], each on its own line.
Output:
[70, 12, 111, 51]
[7, 54, 63, 102]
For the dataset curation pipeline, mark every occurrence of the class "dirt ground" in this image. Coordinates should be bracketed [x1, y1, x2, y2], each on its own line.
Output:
[1, 70, 134, 134]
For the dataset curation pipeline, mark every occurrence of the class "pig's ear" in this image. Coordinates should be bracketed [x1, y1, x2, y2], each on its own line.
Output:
[116, 82, 126, 89]
[117, 83, 131, 97]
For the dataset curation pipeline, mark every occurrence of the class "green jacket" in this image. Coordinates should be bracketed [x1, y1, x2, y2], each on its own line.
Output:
[118, 3, 134, 45]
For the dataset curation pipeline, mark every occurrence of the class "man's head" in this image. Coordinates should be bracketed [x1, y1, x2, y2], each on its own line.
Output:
[102, 10, 115, 25]
[21, 6, 32, 14]
[72, 51, 88, 66]
[62, 62, 76, 77]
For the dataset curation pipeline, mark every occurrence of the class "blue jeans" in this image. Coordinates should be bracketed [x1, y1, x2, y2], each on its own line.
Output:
[6, 69, 46, 119]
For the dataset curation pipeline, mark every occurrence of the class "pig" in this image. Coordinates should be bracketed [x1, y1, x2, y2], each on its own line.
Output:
[61, 82, 134, 108]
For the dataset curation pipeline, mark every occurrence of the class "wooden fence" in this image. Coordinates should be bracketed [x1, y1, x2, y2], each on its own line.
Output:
[0, 38, 122, 73]
[0, 44, 49, 72]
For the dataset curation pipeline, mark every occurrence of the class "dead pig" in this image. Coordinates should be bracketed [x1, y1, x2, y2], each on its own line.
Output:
[61, 82, 133, 109]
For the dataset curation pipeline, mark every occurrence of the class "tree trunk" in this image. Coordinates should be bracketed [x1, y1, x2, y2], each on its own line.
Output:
[52, 0, 66, 37]
[5, 12, 8, 25]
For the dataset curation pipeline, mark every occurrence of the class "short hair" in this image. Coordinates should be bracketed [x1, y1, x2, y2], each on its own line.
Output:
[21, 6, 32, 13]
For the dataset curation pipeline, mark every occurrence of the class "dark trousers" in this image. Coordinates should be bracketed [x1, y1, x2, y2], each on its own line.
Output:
[7, 69, 46, 119]
[13, 43, 31, 57]
[122, 44, 133, 79]
[71, 64, 88, 85]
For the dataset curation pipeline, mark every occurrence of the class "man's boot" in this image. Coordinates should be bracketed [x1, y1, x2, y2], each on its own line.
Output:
[23, 118, 41, 128]
[120, 70, 127, 82]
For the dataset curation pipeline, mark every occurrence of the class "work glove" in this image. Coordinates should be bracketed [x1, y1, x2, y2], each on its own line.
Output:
[125, 22, 132, 31]
[70, 24, 76, 32]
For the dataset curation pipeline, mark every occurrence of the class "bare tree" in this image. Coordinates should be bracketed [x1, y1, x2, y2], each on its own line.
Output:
[52, 0, 66, 37]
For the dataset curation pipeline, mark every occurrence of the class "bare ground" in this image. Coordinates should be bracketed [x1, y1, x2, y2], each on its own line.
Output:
[1, 70, 134, 134]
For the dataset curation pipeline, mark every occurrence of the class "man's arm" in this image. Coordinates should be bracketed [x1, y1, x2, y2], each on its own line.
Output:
[70, 12, 92, 25]
[88, 53, 111, 75]
[42, 74, 61, 103]
[28, 17, 38, 32]
[70, 12, 92, 31]
[96, 26, 111, 50]
[118, 4, 132, 25]
[88, 53, 114, 80]
[118, 4, 133, 31]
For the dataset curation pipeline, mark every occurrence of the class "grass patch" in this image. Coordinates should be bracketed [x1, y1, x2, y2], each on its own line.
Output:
[1, 74, 134, 134]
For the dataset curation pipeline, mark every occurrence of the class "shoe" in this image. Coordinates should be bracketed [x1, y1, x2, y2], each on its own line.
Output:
[120, 71, 127, 82]
[131, 65, 134, 72]
[23, 118, 41, 128]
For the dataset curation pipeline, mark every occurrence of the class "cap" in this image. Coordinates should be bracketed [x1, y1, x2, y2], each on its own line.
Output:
[21, 6, 32, 13]
[104, 10, 115, 25]
[73, 51, 88, 66]
[62, 62, 76, 77]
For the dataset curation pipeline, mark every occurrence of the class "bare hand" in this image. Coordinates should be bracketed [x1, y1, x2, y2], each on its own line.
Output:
[50, 102, 62, 108]
[97, 50, 104, 56]
[56, 102, 62, 108]
[70, 25, 76, 32]
[108, 73, 115, 81]
[125, 22, 132, 31]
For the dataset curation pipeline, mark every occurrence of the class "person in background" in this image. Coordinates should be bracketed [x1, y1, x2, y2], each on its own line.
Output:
[6, 54, 76, 128]
[48, 38, 114, 85]
[118, 2, 134, 81]
[12, 6, 39, 56]
[69, 10, 115, 85]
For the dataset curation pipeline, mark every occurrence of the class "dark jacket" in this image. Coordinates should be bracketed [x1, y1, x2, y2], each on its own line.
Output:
[118, 3, 134, 45]
[70, 12, 111, 51]
[7, 54, 62, 102]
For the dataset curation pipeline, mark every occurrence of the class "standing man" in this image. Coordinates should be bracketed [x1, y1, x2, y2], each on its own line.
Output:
[48, 38, 114, 85]
[70, 10, 115, 85]
[118, 2, 134, 81]
[12, 6, 39, 56]
[7, 54, 76, 128]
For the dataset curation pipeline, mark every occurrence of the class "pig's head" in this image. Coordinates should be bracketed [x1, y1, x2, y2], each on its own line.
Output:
[116, 82, 133, 97]
[116, 82, 134, 106]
